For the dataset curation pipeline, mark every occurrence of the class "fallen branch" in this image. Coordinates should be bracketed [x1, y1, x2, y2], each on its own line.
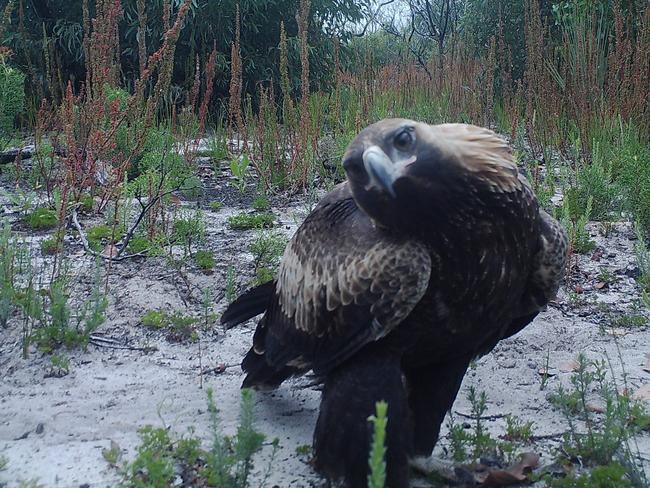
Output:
[453, 411, 506, 421]
[89, 334, 157, 352]
[71, 209, 148, 261]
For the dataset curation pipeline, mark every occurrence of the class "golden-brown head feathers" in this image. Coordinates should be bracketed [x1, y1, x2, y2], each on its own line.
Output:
[342, 118, 527, 233]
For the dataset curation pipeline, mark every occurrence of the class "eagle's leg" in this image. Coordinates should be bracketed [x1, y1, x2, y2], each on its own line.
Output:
[313, 346, 411, 488]
[404, 355, 471, 458]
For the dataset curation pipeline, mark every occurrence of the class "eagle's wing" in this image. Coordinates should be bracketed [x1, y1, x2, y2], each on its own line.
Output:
[255, 183, 432, 375]
[504, 208, 568, 339]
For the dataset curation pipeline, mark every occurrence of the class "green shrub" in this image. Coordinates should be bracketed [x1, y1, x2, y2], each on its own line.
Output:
[615, 129, 650, 233]
[141, 310, 198, 342]
[0, 62, 26, 135]
[78, 194, 94, 213]
[252, 194, 269, 211]
[564, 161, 617, 221]
[126, 235, 151, 255]
[24, 208, 57, 230]
[173, 211, 206, 253]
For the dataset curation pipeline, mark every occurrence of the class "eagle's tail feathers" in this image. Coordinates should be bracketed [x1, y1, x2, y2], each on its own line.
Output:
[221, 280, 275, 329]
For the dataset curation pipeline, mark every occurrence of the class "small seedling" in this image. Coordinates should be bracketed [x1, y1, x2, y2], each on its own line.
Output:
[230, 153, 250, 193]
[141, 310, 197, 342]
[209, 200, 224, 211]
[101, 440, 122, 466]
[611, 314, 647, 328]
[447, 413, 471, 462]
[40, 232, 64, 255]
[252, 194, 269, 211]
[546, 462, 632, 488]
[467, 386, 497, 459]
[173, 210, 206, 255]
[225, 266, 237, 303]
[194, 250, 215, 272]
[141, 310, 169, 329]
[227, 212, 275, 230]
[503, 415, 535, 443]
[48, 354, 70, 377]
[540, 348, 552, 390]
[79, 194, 94, 213]
[126, 235, 151, 255]
[295, 444, 312, 456]
[367, 401, 388, 488]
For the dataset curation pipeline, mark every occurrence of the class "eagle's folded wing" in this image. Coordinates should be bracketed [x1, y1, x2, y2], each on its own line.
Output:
[260, 193, 432, 374]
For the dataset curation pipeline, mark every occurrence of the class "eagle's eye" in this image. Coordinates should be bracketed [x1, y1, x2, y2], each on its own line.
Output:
[394, 129, 414, 151]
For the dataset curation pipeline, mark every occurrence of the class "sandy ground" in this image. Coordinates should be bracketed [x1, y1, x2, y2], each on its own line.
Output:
[0, 173, 649, 487]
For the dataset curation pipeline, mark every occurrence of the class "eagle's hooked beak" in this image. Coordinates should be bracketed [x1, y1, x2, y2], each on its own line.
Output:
[362, 146, 416, 198]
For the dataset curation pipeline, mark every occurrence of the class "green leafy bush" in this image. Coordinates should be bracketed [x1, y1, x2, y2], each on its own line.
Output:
[0, 62, 26, 135]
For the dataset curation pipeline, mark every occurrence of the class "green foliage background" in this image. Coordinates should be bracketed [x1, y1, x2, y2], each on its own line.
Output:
[1, 0, 370, 107]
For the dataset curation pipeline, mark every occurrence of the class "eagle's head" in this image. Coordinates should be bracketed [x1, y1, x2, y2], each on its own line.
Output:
[342, 118, 523, 232]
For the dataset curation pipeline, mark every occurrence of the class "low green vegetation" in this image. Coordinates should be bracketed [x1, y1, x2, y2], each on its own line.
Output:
[227, 212, 275, 231]
[141, 310, 198, 342]
[546, 462, 632, 488]
[252, 194, 269, 211]
[30, 265, 108, 354]
[194, 250, 215, 272]
[547, 353, 648, 485]
[86, 224, 116, 252]
[0, 222, 108, 355]
[209, 200, 224, 211]
[249, 230, 288, 286]
[117, 389, 274, 488]
[173, 210, 206, 255]
[40, 231, 64, 255]
[24, 207, 57, 230]
[367, 401, 388, 488]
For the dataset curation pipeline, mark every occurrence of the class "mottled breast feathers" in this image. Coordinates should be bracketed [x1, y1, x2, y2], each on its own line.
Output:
[275, 183, 432, 340]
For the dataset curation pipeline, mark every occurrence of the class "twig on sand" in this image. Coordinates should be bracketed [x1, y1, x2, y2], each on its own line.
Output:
[454, 411, 507, 421]
[71, 209, 147, 261]
[89, 334, 157, 352]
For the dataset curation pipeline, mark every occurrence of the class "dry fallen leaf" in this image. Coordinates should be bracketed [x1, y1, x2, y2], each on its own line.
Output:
[594, 281, 608, 290]
[538, 368, 557, 377]
[475, 452, 540, 486]
[602, 327, 630, 337]
[633, 384, 650, 402]
[586, 402, 606, 414]
[102, 244, 118, 258]
[558, 359, 580, 373]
